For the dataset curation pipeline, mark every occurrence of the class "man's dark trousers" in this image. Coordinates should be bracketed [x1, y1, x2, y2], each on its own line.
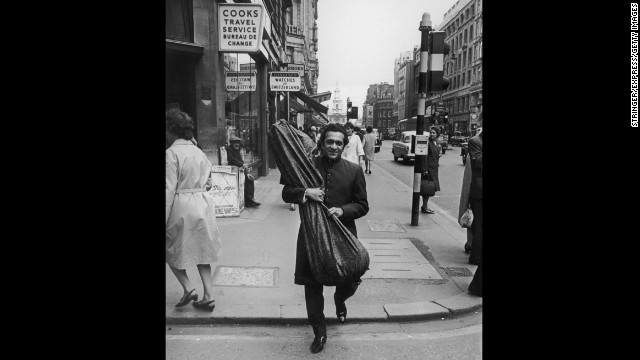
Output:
[304, 280, 360, 336]
[244, 174, 255, 201]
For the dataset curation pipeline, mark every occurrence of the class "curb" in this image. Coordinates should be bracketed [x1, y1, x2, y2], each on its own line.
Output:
[165, 295, 481, 325]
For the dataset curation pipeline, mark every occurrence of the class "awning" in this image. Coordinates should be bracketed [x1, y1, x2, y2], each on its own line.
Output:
[293, 91, 329, 114]
[309, 91, 331, 104]
[280, 98, 313, 113]
[311, 112, 329, 126]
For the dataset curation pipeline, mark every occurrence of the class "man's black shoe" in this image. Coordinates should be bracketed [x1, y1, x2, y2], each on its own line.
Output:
[245, 200, 260, 207]
[310, 335, 327, 353]
[336, 302, 347, 324]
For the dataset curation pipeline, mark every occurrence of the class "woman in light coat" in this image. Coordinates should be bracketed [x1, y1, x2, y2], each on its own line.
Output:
[166, 109, 221, 311]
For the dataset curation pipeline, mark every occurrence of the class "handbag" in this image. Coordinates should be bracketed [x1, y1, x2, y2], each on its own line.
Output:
[420, 173, 436, 196]
[459, 207, 474, 228]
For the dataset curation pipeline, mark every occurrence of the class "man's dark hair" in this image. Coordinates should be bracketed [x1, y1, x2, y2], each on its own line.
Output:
[344, 122, 355, 130]
[166, 109, 195, 140]
[319, 123, 348, 148]
[366, 126, 373, 133]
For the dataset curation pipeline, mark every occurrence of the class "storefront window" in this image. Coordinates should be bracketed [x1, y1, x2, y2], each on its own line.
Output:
[224, 53, 261, 165]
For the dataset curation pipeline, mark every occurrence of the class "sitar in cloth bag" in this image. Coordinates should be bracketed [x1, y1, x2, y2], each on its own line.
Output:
[268, 120, 369, 286]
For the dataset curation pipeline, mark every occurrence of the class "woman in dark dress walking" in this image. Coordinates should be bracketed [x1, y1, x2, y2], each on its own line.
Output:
[421, 127, 442, 214]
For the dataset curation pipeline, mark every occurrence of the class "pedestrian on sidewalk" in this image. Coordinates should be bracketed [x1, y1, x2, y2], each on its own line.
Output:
[362, 126, 377, 174]
[226, 136, 261, 208]
[421, 127, 442, 214]
[458, 146, 474, 258]
[467, 119, 483, 297]
[280, 123, 369, 354]
[341, 122, 364, 166]
[166, 109, 221, 312]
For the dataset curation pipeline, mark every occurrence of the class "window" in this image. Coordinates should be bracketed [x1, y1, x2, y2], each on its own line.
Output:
[166, 0, 193, 42]
[224, 53, 261, 165]
[468, 70, 471, 84]
[462, 73, 465, 86]
[470, 25, 474, 40]
[469, 49, 472, 63]
[464, 29, 467, 43]
[463, 50, 466, 67]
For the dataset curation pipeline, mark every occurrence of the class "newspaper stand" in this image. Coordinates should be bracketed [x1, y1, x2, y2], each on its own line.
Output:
[209, 165, 245, 217]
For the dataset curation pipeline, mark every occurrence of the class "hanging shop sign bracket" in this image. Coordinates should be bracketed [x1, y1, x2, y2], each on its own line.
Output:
[218, 3, 264, 53]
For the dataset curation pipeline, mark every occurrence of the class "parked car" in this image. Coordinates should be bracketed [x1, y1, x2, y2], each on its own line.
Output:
[392, 131, 447, 162]
[449, 131, 469, 146]
[392, 131, 415, 162]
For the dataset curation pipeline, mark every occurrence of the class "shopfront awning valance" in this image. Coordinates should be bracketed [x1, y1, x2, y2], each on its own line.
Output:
[292, 91, 329, 114]
[280, 98, 313, 113]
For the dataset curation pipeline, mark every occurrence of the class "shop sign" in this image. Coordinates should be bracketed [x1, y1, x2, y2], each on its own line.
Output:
[225, 71, 257, 91]
[286, 63, 305, 77]
[219, 3, 264, 53]
[239, 63, 257, 72]
[269, 72, 301, 91]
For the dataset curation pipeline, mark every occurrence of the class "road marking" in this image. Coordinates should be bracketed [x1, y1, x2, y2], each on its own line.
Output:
[166, 324, 482, 342]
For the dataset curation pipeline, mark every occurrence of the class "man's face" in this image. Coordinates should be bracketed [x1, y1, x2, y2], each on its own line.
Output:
[430, 130, 437, 139]
[345, 127, 353, 136]
[231, 141, 240, 149]
[322, 131, 346, 160]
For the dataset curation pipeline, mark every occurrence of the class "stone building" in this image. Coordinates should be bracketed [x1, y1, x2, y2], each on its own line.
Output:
[427, 0, 483, 135]
[371, 83, 394, 139]
[166, 0, 328, 178]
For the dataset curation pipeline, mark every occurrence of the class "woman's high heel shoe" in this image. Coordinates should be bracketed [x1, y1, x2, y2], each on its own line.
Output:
[175, 288, 198, 307]
[193, 299, 215, 311]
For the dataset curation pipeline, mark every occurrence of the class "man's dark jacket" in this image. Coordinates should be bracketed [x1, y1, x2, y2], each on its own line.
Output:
[281, 155, 368, 285]
[226, 146, 244, 167]
[468, 133, 483, 199]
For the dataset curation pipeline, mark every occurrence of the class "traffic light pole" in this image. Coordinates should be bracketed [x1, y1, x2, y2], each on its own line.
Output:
[411, 13, 432, 226]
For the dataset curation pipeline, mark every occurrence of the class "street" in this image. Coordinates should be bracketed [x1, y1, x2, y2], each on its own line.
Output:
[166, 311, 482, 360]
[372, 140, 465, 221]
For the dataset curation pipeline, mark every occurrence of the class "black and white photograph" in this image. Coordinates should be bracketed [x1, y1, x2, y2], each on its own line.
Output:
[165, 0, 483, 358]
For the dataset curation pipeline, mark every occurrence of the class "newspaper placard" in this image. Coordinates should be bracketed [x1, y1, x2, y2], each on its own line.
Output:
[269, 71, 301, 91]
[209, 166, 241, 217]
[226, 71, 257, 91]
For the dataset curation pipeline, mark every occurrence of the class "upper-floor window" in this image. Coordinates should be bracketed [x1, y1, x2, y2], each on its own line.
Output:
[166, 0, 193, 42]
[470, 25, 474, 40]
[464, 30, 467, 43]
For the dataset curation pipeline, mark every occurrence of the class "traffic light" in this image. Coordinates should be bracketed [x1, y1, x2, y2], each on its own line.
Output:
[443, 111, 449, 123]
[346, 97, 354, 119]
[350, 106, 358, 120]
[427, 31, 450, 92]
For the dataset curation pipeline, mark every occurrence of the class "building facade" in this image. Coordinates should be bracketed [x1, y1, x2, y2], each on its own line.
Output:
[285, 0, 321, 127]
[396, 49, 415, 128]
[371, 83, 394, 139]
[167, 0, 328, 177]
[393, 51, 412, 124]
[427, 0, 483, 135]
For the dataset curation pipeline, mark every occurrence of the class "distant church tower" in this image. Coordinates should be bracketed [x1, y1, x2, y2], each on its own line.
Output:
[328, 82, 346, 124]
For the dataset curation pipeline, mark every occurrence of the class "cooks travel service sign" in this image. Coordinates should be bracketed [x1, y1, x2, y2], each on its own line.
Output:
[219, 3, 264, 53]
